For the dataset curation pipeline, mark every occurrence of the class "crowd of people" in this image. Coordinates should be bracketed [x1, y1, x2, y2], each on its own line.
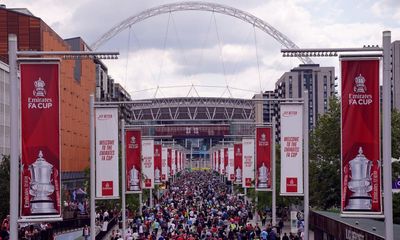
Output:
[112, 170, 298, 240]
[1, 216, 9, 240]
[0, 170, 304, 239]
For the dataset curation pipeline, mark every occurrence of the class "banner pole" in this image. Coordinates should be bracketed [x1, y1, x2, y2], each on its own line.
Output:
[303, 91, 309, 240]
[272, 117, 277, 226]
[8, 34, 18, 240]
[121, 119, 126, 239]
[139, 193, 143, 215]
[382, 30, 393, 240]
[150, 189, 153, 208]
[89, 94, 96, 239]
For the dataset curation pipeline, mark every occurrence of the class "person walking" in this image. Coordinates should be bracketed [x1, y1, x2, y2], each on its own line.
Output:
[282, 232, 290, 240]
[82, 225, 90, 240]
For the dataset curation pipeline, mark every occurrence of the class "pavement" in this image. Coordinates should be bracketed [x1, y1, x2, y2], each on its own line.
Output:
[248, 215, 314, 239]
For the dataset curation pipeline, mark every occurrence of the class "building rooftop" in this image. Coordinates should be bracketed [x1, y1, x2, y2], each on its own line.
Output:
[8, 7, 35, 17]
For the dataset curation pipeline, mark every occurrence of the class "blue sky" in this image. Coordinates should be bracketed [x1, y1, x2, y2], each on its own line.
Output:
[2, 0, 400, 99]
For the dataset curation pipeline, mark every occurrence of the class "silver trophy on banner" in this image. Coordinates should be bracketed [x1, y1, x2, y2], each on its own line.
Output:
[29, 150, 57, 214]
[235, 167, 242, 182]
[129, 166, 140, 191]
[154, 168, 161, 183]
[258, 163, 268, 188]
[345, 147, 373, 210]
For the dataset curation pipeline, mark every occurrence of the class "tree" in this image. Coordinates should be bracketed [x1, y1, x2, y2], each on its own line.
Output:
[392, 109, 400, 224]
[392, 109, 400, 160]
[0, 155, 10, 221]
[309, 96, 341, 210]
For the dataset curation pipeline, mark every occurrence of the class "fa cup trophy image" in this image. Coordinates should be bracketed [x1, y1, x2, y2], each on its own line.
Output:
[345, 147, 373, 210]
[154, 168, 161, 184]
[29, 150, 57, 214]
[235, 167, 242, 183]
[258, 162, 268, 188]
[129, 166, 140, 191]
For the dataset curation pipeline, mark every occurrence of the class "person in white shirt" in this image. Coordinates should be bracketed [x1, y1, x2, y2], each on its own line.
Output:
[132, 231, 139, 240]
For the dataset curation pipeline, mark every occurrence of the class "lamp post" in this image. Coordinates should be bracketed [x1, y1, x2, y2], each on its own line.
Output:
[281, 31, 393, 240]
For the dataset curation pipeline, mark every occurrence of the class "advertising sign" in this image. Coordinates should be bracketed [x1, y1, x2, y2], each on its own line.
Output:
[125, 130, 142, 193]
[242, 138, 255, 188]
[154, 125, 229, 137]
[142, 139, 154, 189]
[393, 178, 400, 192]
[167, 148, 172, 178]
[341, 58, 382, 215]
[256, 126, 272, 191]
[95, 108, 119, 198]
[171, 149, 176, 176]
[177, 151, 181, 172]
[20, 62, 61, 217]
[234, 143, 243, 184]
[224, 148, 229, 178]
[220, 149, 224, 175]
[280, 104, 303, 196]
[161, 147, 168, 181]
[228, 147, 235, 181]
[154, 144, 162, 184]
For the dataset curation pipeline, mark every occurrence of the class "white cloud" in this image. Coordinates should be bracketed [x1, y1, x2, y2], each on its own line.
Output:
[371, 0, 400, 21]
[2, 0, 399, 99]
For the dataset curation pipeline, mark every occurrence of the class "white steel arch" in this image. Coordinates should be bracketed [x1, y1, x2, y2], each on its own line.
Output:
[90, 1, 313, 64]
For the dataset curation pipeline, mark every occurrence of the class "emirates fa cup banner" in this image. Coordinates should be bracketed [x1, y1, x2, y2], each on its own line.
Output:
[177, 151, 181, 172]
[256, 127, 272, 191]
[224, 148, 229, 178]
[280, 104, 303, 196]
[172, 150, 176, 176]
[167, 148, 172, 178]
[126, 130, 142, 193]
[228, 147, 235, 181]
[161, 147, 168, 181]
[20, 62, 61, 218]
[242, 138, 255, 188]
[220, 149, 225, 175]
[234, 143, 243, 184]
[142, 139, 155, 189]
[341, 58, 382, 216]
[154, 144, 162, 184]
[95, 108, 119, 198]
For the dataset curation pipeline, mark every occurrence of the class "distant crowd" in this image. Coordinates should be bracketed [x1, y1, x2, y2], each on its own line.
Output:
[108, 170, 301, 240]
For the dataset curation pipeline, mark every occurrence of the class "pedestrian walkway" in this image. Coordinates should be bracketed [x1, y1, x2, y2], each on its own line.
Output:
[108, 170, 314, 239]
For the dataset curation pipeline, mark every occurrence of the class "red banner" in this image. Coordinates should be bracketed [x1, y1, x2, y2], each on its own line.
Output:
[256, 127, 272, 191]
[224, 148, 228, 177]
[341, 58, 382, 215]
[20, 62, 61, 217]
[234, 143, 243, 184]
[218, 149, 222, 174]
[154, 144, 162, 184]
[126, 130, 142, 193]
[167, 148, 172, 177]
